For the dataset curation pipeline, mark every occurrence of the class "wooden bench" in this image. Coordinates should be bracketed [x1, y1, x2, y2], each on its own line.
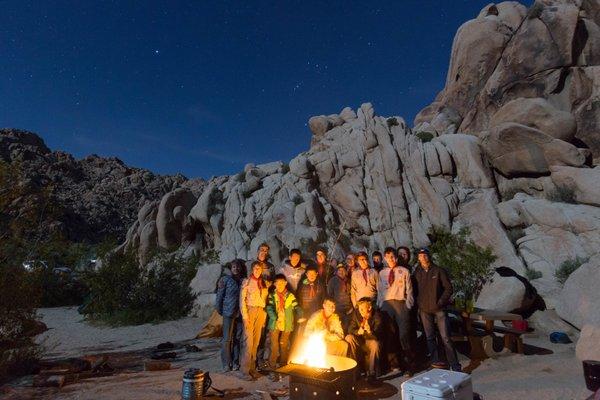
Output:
[471, 321, 526, 354]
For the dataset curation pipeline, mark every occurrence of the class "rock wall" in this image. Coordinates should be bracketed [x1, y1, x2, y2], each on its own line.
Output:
[117, 1, 600, 354]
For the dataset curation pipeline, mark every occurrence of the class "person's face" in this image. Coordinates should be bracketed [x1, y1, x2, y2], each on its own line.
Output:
[357, 255, 369, 270]
[274, 279, 287, 292]
[290, 253, 301, 266]
[252, 264, 263, 278]
[346, 255, 355, 267]
[418, 253, 430, 267]
[373, 255, 382, 265]
[398, 248, 410, 263]
[323, 300, 336, 316]
[231, 264, 241, 276]
[358, 302, 372, 318]
[258, 246, 269, 261]
[306, 270, 318, 282]
[336, 267, 347, 279]
[316, 251, 326, 265]
[384, 252, 397, 268]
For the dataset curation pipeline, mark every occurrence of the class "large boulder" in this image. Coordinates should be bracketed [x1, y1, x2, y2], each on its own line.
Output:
[156, 188, 197, 249]
[490, 97, 577, 142]
[556, 260, 600, 329]
[576, 324, 600, 361]
[550, 166, 600, 207]
[189, 264, 223, 295]
[481, 122, 585, 177]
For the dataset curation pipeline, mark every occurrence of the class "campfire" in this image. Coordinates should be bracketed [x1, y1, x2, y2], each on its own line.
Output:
[277, 332, 358, 400]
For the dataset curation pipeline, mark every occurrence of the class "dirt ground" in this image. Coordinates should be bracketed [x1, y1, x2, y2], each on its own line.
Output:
[0, 307, 593, 399]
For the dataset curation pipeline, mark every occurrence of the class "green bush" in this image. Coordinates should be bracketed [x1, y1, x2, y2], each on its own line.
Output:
[524, 268, 543, 280]
[506, 227, 526, 246]
[415, 131, 434, 143]
[555, 256, 588, 285]
[81, 251, 198, 326]
[428, 227, 497, 299]
[546, 186, 577, 204]
[386, 117, 399, 127]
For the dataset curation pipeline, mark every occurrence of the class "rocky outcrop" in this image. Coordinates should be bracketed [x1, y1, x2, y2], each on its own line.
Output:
[0, 128, 204, 242]
[415, 0, 600, 162]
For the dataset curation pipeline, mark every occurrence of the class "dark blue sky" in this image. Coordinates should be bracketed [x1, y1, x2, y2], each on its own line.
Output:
[1, 1, 527, 179]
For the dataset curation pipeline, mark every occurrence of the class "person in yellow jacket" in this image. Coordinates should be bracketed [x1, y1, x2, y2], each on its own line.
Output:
[239, 261, 268, 380]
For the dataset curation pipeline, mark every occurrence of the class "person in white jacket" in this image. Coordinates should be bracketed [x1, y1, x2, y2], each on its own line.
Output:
[377, 247, 415, 375]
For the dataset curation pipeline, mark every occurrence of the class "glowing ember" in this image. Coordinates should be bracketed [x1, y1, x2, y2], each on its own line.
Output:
[290, 332, 327, 368]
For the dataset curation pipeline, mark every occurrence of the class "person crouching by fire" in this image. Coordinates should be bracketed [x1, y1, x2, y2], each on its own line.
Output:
[304, 298, 349, 356]
[266, 274, 300, 380]
[345, 297, 383, 383]
[239, 261, 268, 381]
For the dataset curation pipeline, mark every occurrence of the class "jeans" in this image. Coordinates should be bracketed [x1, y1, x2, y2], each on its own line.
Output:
[420, 310, 460, 370]
[221, 315, 242, 369]
[241, 306, 267, 374]
[345, 334, 380, 375]
[269, 330, 291, 367]
[381, 300, 412, 353]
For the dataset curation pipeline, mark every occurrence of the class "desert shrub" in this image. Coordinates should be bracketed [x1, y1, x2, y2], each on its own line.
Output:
[0, 264, 43, 382]
[524, 268, 543, 280]
[235, 171, 246, 183]
[292, 194, 303, 205]
[386, 117, 399, 127]
[500, 186, 522, 201]
[428, 227, 497, 300]
[198, 249, 219, 264]
[506, 227, 526, 246]
[81, 251, 197, 326]
[555, 256, 588, 285]
[546, 186, 577, 204]
[281, 163, 290, 174]
[415, 131, 434, 143]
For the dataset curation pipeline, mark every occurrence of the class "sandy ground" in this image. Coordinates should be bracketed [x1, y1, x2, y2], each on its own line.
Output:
[2, 307, 593, 399]
[35, 307, 206, 359]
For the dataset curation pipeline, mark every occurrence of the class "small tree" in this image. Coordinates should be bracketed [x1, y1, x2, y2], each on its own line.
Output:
[428, 227, 497, 300]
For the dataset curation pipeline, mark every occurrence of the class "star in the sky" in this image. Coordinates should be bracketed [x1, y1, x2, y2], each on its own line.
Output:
[154, 49, 160, 54]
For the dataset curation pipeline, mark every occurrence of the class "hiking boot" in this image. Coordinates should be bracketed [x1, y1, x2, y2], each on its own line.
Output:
[249, 370, 262, 379]
[238, 372, 255, 381]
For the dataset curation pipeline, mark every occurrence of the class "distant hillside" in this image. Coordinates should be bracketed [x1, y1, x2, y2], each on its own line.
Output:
[0, 128, 204, 243]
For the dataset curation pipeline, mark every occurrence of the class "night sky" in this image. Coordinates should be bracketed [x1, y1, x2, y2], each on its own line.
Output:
[1, 1, 529, 179]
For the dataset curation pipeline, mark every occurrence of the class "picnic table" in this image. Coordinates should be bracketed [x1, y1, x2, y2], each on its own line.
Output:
[449, 308, 525, 372]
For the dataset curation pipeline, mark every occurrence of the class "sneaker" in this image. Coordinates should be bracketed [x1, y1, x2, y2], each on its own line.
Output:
[403, 369, 414, 378]
[220, 366, 231, 373]
[431, 361, 447, 369]
[232, 364, 240, 371]
[238, 373, 255, 381]
[249, 370, 262, 380]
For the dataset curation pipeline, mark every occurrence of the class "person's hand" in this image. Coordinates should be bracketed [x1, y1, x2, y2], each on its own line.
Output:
[297, 318, 307, 323]
[346, 309, 353, 315]
[357, 327, 364, 335]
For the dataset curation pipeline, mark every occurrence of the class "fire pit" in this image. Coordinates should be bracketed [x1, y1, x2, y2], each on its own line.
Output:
[276, 354, 357, 400]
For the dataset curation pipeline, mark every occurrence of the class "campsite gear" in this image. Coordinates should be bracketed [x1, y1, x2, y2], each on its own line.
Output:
[151, 351, 177, 360]
[181, 369, 224, 399]
[549, 331, 572, 344]
[401, 369, 473, 400]
[157, 341, 175, 350]
[511, 319, 528, 331]
[583, 360, 600, 392]
[276, 355, 358, 400]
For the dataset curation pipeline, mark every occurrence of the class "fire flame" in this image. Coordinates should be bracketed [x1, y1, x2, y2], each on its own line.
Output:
[290, 331, 327, 368]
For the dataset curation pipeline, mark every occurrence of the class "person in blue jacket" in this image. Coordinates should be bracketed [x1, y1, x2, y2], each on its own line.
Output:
[215, 259, 245, 372]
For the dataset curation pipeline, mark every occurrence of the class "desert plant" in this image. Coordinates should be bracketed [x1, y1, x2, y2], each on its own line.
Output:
[235, 171, 246, 183]
[555, 256, 588, 285]
[428, 227, 497, 300]
[386, 117, 399, 127]
[81, 251, 197, 325]
[524, 268, 543, 280]
[506, 227, 526, 246]
[292, 194, 303, 205]
[415, 131, 434, 143]
[546, 186, 577, 204]
[281, 163, 290, 174]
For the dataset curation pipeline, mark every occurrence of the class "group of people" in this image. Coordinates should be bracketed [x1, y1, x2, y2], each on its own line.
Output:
[214, 242, 461, 383]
